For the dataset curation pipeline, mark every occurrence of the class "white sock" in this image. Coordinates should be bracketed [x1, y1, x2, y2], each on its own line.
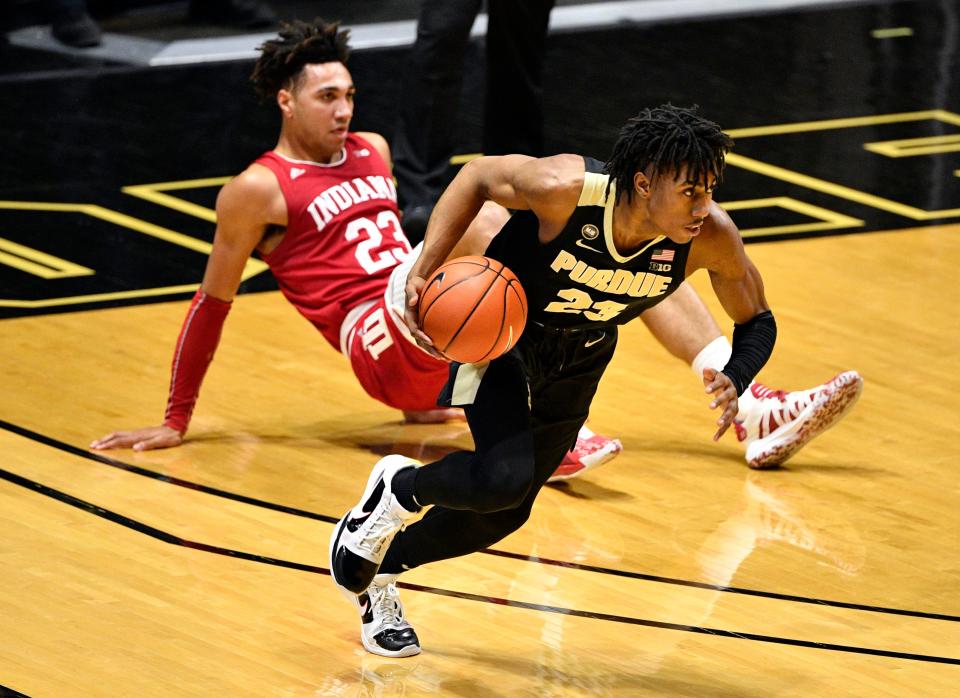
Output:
[578, 424, 595, 440]
[690, 336, 757, 419]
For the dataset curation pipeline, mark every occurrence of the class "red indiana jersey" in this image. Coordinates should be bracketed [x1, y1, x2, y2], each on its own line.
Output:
[254, 134, 412, 348]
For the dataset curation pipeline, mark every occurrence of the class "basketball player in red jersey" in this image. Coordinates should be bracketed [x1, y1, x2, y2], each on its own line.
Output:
[91, 19, 861, 480]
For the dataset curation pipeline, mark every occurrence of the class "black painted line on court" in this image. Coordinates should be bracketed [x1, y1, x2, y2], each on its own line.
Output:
[477, 547, 960, 622]
[0, 684, 32, 697]
[0, 419, 337, 523]
[2, 418, 958, 624]
[1, 466, 326, 573]
[3, 466, 958, 667]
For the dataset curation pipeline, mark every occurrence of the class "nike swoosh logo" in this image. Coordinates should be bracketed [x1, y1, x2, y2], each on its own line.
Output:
[584, 335, 604, 348]
[575, 239, 603, 253]
[347, 513, 371, 532]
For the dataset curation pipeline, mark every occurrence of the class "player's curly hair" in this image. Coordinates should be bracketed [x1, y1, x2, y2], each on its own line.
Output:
[605, 104, 734, 203]
[250, 18, 351, 101]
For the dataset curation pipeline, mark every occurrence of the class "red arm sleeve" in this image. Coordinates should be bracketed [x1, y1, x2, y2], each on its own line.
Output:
[162, 290, 232, 434]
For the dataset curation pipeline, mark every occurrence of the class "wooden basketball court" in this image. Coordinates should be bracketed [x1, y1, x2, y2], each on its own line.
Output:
[2, 0, 959, 695]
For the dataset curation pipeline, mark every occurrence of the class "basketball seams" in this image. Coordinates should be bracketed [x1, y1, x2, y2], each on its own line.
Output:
[476, 276, 510, 362]
[506, 279, 527, 316]
[500, 280, 526, 355]
[419, 259, 491, 323]
[441, 264, 503, 357]
[417, 255, 527, 363]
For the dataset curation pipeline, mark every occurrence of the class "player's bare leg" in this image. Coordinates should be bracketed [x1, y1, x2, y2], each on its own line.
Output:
[447, 200, 511, 259]
[641, 281, 727, 364]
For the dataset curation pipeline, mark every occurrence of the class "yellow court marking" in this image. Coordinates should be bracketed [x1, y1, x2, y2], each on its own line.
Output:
[864, 134, 960, 158]
[721, 197, 864, 237]
[871, 27, 914, 39]
[725, 152, 960, 220]
[451, 152, 482, 166]
[0, 201, 211, 254]
[122, 177, 231, 223]
[0, 236, 94, 279]
[724, 110, 960, 220]
[0, 200, 266, 308]
[725, 109, 960, 138]
[0, 284, 202, 309]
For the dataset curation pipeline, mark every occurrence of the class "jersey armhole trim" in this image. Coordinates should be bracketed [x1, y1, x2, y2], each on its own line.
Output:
[578, 172, 609, 206]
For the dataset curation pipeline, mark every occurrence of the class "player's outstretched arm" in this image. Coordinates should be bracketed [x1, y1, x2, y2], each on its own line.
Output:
[90, 167, 282, 451]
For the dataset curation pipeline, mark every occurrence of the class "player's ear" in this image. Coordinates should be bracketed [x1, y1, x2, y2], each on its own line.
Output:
[277, 88, 293, 118]
[633, 171, 651, 199]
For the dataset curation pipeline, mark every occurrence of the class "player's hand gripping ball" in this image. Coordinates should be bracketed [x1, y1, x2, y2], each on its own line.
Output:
[418, 256, 527, 363]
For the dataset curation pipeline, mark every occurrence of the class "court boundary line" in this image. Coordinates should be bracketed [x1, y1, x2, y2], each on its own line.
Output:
[2, 465, 957, 666]
[2, 418, 957, 623]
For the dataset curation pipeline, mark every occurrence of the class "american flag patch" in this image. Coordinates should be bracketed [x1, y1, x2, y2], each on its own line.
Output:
[651, 249, 675, 262]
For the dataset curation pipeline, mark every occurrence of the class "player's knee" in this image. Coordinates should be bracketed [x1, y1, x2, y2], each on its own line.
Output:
[475, 201, 510, 235]
[471, 453, 535, 513]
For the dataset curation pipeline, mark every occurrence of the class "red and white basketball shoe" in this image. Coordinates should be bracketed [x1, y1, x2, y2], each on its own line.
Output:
[548, 427, 623, 483]
[735, 371, 863, 469]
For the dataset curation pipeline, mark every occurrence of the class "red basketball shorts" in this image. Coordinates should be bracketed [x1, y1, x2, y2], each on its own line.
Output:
[340, 248, 450, 412]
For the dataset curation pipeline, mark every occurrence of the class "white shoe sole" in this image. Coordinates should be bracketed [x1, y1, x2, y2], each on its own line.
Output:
[746, 372, 863, 469]
[361, 634, 421, 658]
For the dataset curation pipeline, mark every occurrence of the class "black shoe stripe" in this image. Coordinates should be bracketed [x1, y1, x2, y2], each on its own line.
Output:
[346, 512, 370, 533]
[330, 512, 351, 587]
[358, 592, 374, 624]
[360, 479, 385, 514]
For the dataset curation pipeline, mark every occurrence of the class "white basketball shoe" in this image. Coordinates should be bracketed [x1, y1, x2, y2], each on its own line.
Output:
[330, 455, 422, 595]
[348, 574, 421, 658]
[735, 371, 863, 469]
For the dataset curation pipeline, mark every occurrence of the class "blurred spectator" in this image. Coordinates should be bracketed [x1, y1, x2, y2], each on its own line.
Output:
[45, 0, 276, 50]
[393, 0, 555, 242]
[188, 0, 277, 28]
[47, 0, 101, 48]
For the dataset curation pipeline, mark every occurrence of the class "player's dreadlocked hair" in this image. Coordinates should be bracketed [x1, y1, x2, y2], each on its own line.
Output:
[605, 105, 734, 203]
[250, 19, 351, 101]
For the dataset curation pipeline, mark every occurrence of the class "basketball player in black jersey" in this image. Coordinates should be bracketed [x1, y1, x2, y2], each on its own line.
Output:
[329, 105, 779, 657]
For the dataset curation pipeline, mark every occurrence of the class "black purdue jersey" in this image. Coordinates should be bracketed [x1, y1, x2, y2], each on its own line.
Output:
[486, 157, 691, 330]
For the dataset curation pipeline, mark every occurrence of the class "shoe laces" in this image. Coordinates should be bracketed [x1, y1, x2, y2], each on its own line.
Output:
[369, 579, 404, 627]
[750, 383, 789, 401]
[751, 382, 824, 437]
[356, 498, 405, 558]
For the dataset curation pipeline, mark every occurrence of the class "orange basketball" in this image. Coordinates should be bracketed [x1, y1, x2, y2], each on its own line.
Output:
[418, 256, 527, 364]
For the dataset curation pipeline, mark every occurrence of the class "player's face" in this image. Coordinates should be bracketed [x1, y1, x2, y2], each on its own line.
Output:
[283, 62, 355, 158]
[645, 165, 717, 243]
